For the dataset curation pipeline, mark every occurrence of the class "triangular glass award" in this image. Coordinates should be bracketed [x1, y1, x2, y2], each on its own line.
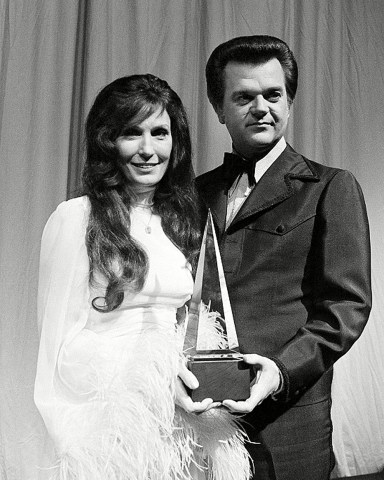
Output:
[183, 210, 250, 402]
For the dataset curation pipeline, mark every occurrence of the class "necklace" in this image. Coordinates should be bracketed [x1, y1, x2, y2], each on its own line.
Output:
[144, 211, 153, 234]
[132, 205, 153, 234]
[132, 201, 154, 208]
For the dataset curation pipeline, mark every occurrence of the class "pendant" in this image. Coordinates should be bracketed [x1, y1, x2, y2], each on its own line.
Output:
[145, 226, 152, 234]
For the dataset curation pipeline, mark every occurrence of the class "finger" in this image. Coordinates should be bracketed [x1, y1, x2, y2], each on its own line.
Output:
[175, 377, 194, 410]
[192, 397, 215, 413]
[178, 362, 199, 390]
[242, 353, 263, 365]
[205, 401, 222, 411]
[222, 384, 265, 412]
[222, 399, 255, 413]
[175, 377, 216, 413]
[182, 396, 215, 414]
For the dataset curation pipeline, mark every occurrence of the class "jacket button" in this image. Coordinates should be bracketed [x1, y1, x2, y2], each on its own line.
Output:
[276, 224, 285, 233]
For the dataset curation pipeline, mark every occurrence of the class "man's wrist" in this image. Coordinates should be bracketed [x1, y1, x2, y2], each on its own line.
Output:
[270, 366, 284, 400]
[268, 356, 290, 402]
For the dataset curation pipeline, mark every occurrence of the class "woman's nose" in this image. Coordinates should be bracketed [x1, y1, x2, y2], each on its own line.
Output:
[139, 135, 155, 158]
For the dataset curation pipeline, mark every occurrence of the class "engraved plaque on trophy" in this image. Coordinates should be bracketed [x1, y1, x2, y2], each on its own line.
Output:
[183, 210, 250, 402]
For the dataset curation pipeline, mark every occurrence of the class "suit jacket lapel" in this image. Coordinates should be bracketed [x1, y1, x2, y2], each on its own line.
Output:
[229, 145, 319, 230]
[198, 145, 319, 235]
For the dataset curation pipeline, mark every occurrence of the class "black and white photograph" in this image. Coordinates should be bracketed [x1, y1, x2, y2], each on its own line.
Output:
[0, 1, 383, 479]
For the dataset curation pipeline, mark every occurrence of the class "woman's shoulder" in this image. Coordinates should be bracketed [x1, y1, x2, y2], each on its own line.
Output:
[50, 196, 90, 224]
[44, 196, 90, 236]
[55, 195, 90, 216]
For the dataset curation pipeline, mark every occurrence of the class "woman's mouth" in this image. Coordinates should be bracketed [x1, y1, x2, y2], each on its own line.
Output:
[131, 163, 160, 169]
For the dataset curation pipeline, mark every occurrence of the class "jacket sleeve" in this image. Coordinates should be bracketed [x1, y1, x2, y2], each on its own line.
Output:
[272, 170, 372, 402]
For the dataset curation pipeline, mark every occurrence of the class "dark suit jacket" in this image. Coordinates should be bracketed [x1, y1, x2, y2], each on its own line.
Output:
[196, 144, 371, 408]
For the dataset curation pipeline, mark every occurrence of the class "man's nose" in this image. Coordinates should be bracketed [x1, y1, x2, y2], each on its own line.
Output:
[138, 134, 155, 159]
[249, 96, 268, 116]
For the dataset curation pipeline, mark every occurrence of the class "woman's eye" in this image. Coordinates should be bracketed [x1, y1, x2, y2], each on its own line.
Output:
[121, 128, 140, 137]
[152, 128, 169, 138]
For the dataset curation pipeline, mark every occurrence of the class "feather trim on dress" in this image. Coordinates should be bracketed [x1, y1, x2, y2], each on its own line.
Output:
[46, 305, 251, 480]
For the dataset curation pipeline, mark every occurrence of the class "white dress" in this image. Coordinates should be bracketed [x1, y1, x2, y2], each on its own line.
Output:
[34, 197, 250, 480]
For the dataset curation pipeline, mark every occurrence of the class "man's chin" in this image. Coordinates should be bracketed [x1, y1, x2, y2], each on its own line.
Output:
[240, 138, 276, 158]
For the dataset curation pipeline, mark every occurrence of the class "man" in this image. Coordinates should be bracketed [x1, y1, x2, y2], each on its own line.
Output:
[196, 35, 371, 480]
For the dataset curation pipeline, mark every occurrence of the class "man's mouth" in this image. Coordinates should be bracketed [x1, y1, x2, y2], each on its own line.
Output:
[248, 122, 271, 127]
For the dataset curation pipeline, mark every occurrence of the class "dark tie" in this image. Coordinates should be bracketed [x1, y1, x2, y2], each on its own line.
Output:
[222, 152, 257, 188]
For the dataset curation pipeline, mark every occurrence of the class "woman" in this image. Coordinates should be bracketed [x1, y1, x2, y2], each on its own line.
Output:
[35, 74, 250, 480]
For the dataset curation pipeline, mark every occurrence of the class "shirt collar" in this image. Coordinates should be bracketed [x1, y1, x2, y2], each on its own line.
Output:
[233, 136, 287, 184]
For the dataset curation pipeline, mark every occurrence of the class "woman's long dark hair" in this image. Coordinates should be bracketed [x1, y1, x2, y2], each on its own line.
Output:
[82, 74, 200, 312]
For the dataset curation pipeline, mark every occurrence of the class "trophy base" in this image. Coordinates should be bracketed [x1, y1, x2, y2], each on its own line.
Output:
[188, 357, 250, 402]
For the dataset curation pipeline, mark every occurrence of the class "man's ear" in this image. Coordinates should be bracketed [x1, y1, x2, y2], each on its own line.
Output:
[214, 105, 225, 124]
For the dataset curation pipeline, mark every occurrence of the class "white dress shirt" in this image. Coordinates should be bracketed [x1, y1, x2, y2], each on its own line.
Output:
[226, 137, 287, 229]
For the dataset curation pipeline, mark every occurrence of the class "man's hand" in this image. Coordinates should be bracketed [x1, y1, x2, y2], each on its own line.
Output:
[222, 354, 281, 413]
[176, 361, 221, 413]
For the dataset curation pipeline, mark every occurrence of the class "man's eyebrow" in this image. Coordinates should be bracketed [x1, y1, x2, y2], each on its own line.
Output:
[264, 86, 284, 93]
[231, 89, 253, 99]
[231, 85, 284, 98]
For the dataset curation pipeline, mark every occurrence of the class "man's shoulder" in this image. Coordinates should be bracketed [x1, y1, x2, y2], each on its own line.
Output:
[286, 144, 349, 181]
[302, 156, 342, 175]
[195, 164, 224, 190]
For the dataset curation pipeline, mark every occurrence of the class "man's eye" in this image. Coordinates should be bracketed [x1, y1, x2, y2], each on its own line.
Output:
[266, 92, 282, 102]
[236, 95, 252, 105]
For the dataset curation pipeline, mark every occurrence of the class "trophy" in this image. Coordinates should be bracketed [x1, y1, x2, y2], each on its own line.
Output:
[183, 210, 250, 402]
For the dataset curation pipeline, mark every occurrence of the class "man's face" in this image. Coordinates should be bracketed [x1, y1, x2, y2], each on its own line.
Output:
[216, 59, 290, 159]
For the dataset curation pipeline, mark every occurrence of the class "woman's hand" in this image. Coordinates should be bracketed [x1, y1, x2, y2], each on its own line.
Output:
[176, 361, 221, 413]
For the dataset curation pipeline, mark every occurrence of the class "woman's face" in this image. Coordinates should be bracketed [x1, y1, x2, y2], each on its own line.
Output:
[116, 107, 172, 191]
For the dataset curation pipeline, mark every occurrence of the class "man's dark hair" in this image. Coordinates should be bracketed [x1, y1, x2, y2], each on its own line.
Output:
[206, 35, 298, 109]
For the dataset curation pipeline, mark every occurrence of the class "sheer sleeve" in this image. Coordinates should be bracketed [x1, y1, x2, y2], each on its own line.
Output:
[34, 197, 91, 448]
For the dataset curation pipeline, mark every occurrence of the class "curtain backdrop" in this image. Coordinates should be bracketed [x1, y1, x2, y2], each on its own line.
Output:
[1, 1, 383, 478]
